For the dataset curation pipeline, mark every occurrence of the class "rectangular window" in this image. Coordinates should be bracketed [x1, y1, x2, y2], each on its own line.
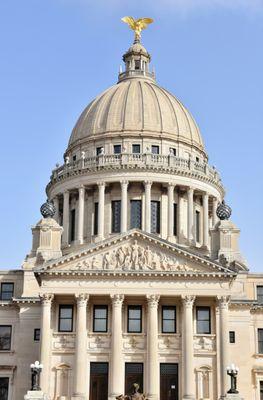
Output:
[151, 145, 159, 155]
[128, 306, 142, 333]
[135, 60, 140, 70]
[162, 306, 176, 333]
[93, 305, 108, 332]
[132, 144, 141, 154]
[195, 210, 200, 242]
[94, 202, 98, 235]
[169, 147, 176, 156]
[1, 283, 14, 300]
[257, 286, 263, 303]
[34, 329, 40, 341]
[72, 155, 77, 161]
[173, 203, 177, 236]
[260, 381, 263, 400]
[112, 200, 121, 233]
[196, 156, 200, 162]
[96, 147, 103, 156]
[151, 201, 160, 234]
[258, 329, 263, 354]
[196, 307, 211, 334]
[229, 331, 235, 343]
[130, 200, 142, 229]
[59, 305, 73, 332]
[114, 144, 121, 154]
[0, 378, 9, 400]
[0, 325, 12, 350]
[70, 209, 76, 242]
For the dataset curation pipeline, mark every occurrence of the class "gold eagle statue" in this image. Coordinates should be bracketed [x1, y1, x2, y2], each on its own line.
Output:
[121, 16, 153, 41]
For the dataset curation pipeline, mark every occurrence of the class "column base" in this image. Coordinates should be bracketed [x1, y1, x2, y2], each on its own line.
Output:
[71, 394, 86, 400]
[220, 395, 244, 400]
[182, 395, 195, 400]
[24, 391, 45, 400]
[146, 394, 158, 400]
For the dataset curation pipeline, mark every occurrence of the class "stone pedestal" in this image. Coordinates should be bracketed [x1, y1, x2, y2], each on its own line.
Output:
[24, 391, 45, 400]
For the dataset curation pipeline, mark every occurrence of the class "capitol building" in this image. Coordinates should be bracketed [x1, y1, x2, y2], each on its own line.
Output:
[1, 20, 263, 400]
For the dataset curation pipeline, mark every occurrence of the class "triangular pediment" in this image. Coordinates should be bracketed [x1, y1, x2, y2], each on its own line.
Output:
[35, 230, 235, 277]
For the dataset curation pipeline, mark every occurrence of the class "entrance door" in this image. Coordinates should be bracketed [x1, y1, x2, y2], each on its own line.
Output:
[0, 378, 9, 400]
[160, 363, 178, 400]
[90, 362, 108, 400]
[125, 363, 144, 395]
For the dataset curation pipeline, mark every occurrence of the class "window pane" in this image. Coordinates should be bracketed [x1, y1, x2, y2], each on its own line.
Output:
[132, 144, 140, 154]
[129, 308, 141, 319]
[1, 283, 14, 300]
[0, 326, 11, 350]
[60, 307, 73, 318]
[151, 201, 160, 234]
[163, 320, 175, 333]
[94, 202, 98, 235]
[96, 147, 103, 156]
[152, 145, 159, 154]
[114, 145, 121, 154]
[95, 308, 107, 319]
[257, 287, 263, 303]
[128, 319, 141, 332]
[112, 200, 121, 233]
[197, 321, 210, 334]
[195, 210, 200, 242]
[60, 319, 72, 332]
[163, 309, 175, 320]
[0, 377, 9, 400]
[197, 309, 209, 321]
[130, 200, 142, 229]
[94, 319, 107, 332]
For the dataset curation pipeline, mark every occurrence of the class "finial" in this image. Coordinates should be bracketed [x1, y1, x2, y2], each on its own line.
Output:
[40, 199, 56, 219]
[216, 200, 232, 220]
[121, 16, 153, 43]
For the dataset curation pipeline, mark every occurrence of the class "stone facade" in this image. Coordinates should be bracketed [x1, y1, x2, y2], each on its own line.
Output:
[0, 30, 262, 400]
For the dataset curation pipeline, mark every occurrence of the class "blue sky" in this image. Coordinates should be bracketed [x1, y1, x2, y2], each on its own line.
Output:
[0, 0, 262, 271]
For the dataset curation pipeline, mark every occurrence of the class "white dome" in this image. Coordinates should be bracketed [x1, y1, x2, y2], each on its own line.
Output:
[68, 78, 205, 154]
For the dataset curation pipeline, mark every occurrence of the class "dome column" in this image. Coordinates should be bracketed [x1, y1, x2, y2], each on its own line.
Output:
[77, 185, 85, 245]
[144, 181, 152, 233]
[52, 196, 59, 223]
[202, 192, 209, 249]
[187, 187, 194, 245]
[97, 182, 105, 240]
[62, 190, 70, 246]
[121, 181, 129, 233]
[167, 183, 175, 240]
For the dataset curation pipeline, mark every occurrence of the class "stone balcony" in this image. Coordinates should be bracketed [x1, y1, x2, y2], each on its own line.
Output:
[49, 153, 223, 191]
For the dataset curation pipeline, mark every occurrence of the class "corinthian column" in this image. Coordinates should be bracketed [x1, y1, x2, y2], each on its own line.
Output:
[144, 181, 152, 233]
[73, 294, 89, 400]
[217, 296, 230, 398]
[182, 295, 195, 400]
[146, 294, 160, 400]
[202, 192, 209, 249]
[121, 181, 129, 233]
[187, 187, 194, 244]
[109, 294, 124, 400]
[212, 197, 219, 227]
[40, 293, 54, 394]
[77, 186, 85, 245]
[97, 182, 105, 240]
[62, 190, 70, 246]
[52, 196, 59, 223]
[167, 184, 175, 240]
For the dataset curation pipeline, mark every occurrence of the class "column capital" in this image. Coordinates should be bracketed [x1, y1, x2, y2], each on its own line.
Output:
[144, 180, 153, 187]
[78, 185, 85, 191]
[40, 293, 54, 306]
[181, 295, 196, 308]
[168, 182, 175, 188]
[217, 295, 231, 309]
[97, 181, 105, 187]
[187, 186, 194, 194]
[75, 293, 89, 306]
[202, 191, 209, 199]
[63, 189, 69, 196]
[146, 294, 160, 308]
[111, 294, 124, 306]
[121, 180, 129, 186]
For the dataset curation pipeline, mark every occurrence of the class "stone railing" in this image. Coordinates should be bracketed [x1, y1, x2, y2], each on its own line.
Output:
[50, 153, 221, 186]
[118, 70, 155, 81]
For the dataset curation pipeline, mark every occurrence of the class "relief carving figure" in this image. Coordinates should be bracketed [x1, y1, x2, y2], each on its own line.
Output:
[69, 240, 199, 273]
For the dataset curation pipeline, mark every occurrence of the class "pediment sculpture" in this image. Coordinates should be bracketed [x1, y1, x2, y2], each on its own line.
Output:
[71, 240, 199, 273]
